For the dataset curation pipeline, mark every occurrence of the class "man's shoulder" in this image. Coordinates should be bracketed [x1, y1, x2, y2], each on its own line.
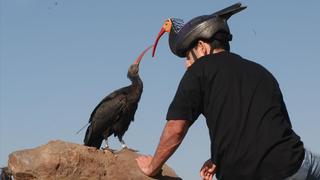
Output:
[188, 51, 242, 74]
[197, 51, 243, 63]
[196, 52, 276, 80]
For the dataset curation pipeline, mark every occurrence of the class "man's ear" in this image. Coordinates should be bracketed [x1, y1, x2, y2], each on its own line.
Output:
[198, 40, 211, 55]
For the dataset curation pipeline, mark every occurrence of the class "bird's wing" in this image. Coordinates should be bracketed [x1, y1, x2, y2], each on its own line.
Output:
[84, 92, 128, 147]
[127, 102, 139, 122]
[110, 101, 138, 139]
[88, 86, 130, 123]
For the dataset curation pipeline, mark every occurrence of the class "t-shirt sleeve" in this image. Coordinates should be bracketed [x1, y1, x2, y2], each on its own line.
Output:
[166, 67, 202, 123]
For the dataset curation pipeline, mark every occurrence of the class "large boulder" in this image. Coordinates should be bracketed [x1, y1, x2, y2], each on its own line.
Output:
[7, 140, 181, 180]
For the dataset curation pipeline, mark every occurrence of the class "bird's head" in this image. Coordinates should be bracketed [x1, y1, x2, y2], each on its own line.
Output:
[127, 45, 153, 80]
[152, 18, 172, 57]
[127, 64, 139, 78]
[152, 18, 184, 57]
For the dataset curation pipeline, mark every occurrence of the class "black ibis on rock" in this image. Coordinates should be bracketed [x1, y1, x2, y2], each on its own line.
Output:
[83, 45, 153, 151]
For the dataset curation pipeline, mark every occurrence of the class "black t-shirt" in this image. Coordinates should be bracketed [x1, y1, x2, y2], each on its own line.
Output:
[166, 52, 304, 180]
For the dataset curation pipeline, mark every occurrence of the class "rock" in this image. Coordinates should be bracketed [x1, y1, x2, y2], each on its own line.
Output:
[7, 140, 181, 180]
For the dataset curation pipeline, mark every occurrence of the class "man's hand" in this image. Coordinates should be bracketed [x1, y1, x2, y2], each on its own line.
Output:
[136, 155, 159, 177]
[136, 120, 189, 177]
[200, 159, 216, 180]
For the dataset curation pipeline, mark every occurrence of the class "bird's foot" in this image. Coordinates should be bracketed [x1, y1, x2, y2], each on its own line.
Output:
[102, 147, 116, 153]
[121, 146, 139, 152]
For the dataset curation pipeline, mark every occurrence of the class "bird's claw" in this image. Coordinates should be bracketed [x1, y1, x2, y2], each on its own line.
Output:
[102, 147, 116, 153]
[122, 146, 139, 152]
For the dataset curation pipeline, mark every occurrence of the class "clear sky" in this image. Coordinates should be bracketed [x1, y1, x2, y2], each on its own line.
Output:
[1, 1, 319, 179]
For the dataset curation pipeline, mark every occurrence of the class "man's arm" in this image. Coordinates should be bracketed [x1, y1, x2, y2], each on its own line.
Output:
[136, 119, 190, 176]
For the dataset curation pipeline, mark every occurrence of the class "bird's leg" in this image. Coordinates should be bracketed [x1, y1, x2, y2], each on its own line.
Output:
[104, 139, 109, 149]
[102, 139, 111, 151]
[102, 139, 115, 153]
[120, 139, 127, 149]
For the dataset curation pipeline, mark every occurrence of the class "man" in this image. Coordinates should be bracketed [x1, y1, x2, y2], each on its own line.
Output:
[136, 3, 320, 180]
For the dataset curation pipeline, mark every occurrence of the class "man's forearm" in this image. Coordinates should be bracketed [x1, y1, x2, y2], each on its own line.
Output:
[149, 120, 189, 175]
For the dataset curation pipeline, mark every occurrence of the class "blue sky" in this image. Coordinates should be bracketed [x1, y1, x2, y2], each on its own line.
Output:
[1, 1, 319, 179]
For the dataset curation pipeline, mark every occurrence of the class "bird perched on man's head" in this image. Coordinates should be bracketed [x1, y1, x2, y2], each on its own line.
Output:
[152, 3, 246, 58]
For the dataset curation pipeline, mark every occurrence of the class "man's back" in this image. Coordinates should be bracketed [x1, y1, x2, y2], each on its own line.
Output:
[167, 51, 304, 179]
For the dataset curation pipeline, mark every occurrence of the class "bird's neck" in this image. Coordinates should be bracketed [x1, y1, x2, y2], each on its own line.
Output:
[130, 76, 143, 100]
[130, 75, 143, 87]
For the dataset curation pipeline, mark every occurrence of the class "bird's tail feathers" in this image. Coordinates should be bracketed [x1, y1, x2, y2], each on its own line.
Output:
[76, 122, 90, 135]
[83, 124, 103, 148]
[210, 2, 247, 20]
[83, 124, 93, 145]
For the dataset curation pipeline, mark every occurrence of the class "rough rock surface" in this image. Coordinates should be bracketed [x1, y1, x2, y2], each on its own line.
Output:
[7, 140, 181, 180]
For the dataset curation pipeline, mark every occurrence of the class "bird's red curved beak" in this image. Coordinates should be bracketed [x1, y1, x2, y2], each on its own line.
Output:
[134, 45, 154, 65]
[152, 27, 166, 57]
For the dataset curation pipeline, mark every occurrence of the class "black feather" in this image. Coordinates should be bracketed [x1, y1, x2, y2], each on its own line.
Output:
[210, 2, 247, 20]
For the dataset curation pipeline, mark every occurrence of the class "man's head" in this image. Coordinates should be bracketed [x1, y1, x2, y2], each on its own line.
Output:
[152, 3, 246, 59]
[185, 34, 229, 68]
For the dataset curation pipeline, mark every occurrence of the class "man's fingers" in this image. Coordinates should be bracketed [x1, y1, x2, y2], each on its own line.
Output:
[204, 172, 213, 180]
[136, 155, 156, 176]
[136, 155, 151, 162]
[200, 168, 214, 180]
[204, 172, 211, 180]
[135, 158, 144, 168]
[209, 173, 213, 180]
[200, 167, 211, 180]
[136, 155, 152, 169]
[200, 159, 216, 180]
[207, 167, 214, 173]
[200, 168, 206, 178]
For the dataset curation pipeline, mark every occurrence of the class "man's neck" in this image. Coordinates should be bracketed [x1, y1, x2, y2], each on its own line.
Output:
[212, 48, 225, 54]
